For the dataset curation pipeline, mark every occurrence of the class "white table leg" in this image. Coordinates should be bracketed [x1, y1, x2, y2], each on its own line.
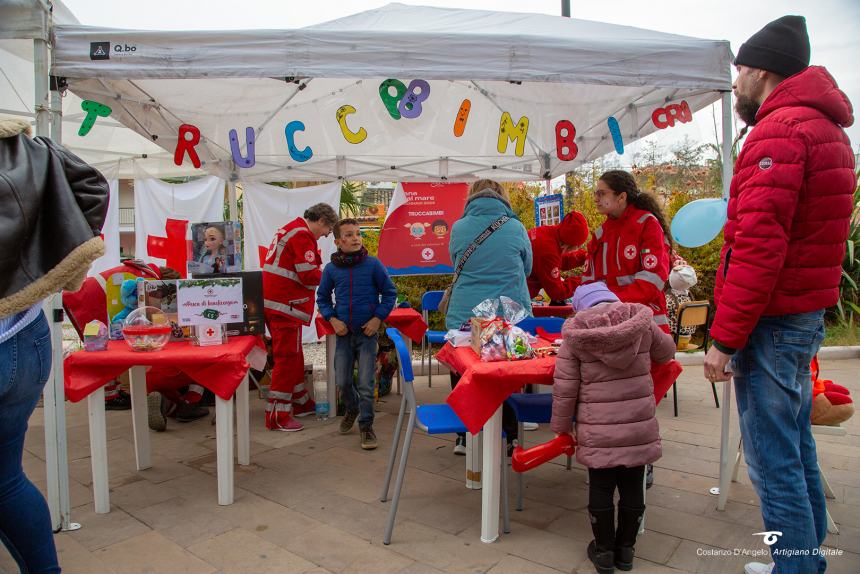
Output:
[216, 394, 235, 505]
[236, 373, 250, 466]
[87, 387, 110, 514]
[466, 430, 483, 490]
[481, 407, 502, 543]
[716, 378, 733, 511]
[326, 334, 337, 417]
[128, 366, 151, 471]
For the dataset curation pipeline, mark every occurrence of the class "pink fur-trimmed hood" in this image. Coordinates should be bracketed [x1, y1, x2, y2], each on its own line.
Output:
[562, 302, 653, 370]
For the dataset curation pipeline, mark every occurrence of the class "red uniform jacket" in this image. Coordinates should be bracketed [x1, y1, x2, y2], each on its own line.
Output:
[527, 225, 586, 301]
[711, 66, 856, 351]
[262, 217, 323, 325]
[583, 205, 670, 328]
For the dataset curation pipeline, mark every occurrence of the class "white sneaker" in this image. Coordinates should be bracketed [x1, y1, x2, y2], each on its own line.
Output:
[453, 435, 467, 455]
[744, 562, 774, 574]
[523, 422, 539, 431]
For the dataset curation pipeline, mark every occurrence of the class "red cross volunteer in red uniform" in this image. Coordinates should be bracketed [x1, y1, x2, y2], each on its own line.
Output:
[262, 203, 338, 431]
[583, 170, 673, 332]
[526, 211, 589, 304]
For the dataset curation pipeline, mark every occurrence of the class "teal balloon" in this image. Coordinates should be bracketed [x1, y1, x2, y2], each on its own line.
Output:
[671, 198, 727, 248]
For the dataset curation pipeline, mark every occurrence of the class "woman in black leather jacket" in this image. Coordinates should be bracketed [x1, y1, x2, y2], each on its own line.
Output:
[0, 117, 108, 573]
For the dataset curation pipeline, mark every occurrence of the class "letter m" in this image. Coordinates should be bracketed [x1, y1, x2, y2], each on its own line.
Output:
[497, 112, 530, 157]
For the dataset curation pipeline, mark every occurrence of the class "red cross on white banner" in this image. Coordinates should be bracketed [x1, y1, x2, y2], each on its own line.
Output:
[147, 218, 193, 277]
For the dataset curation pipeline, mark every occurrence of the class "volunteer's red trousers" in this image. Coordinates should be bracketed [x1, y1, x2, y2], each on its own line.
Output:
[265, 314, 313, 429]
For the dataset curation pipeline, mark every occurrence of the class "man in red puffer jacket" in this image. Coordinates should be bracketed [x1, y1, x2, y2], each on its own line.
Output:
[702, 15, 855, 574]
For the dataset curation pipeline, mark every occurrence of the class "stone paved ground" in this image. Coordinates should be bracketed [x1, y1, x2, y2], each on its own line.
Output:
[2, 358, 859, 574]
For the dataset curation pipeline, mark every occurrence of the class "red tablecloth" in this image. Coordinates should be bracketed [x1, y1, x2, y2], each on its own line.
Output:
[439, 339, 556, 435]
[315, 307, 428, 342]
[439, 341, 683, 435]
[64, 336, 264, 403]
[531, 305, 574, 318]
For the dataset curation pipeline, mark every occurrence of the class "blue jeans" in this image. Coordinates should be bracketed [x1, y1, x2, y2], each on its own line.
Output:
[335, 331, 378, 429]
[732, 310, 827, 574]
[0, 311, 61, 573]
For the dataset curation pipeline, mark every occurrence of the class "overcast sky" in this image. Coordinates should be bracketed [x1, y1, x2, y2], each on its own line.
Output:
[59, 0, 860, 161]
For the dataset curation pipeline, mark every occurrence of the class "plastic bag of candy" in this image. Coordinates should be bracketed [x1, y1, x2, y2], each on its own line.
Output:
[499, 296, 535, 361]
[469, 297, 535, 362]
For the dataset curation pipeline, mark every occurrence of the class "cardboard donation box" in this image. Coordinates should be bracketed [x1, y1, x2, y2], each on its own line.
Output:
[177, 277, 244, 346]
[195, 271, 264, 336]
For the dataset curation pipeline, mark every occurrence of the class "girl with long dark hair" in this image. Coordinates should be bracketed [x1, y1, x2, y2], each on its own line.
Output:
[582, 170, 672, 333]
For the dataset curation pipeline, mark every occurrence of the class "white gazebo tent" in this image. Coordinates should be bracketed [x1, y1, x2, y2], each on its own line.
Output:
[9, 1, 737, 538]
[51, 3, 734, 186]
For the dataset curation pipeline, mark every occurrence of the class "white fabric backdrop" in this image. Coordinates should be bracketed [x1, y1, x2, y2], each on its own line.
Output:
[242, 181, 341, 343]
[87, 176, 120, 276]
[133, 174, 224, 272]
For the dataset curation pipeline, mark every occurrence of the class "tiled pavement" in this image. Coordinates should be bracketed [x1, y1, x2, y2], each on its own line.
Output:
[3, 358, 859, 574]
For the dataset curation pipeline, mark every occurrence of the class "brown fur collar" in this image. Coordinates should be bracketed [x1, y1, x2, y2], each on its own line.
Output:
[0, 237, 104, 318]
[0, 118, 32, 138]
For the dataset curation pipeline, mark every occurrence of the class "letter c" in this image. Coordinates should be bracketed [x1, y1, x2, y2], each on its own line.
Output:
[336, 105, 367, 144]
[285, 120, 313, 162]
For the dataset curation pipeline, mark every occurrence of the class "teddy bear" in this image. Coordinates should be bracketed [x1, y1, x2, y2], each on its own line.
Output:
[810, 355, 854, 426]
[110, 279, 139, 325]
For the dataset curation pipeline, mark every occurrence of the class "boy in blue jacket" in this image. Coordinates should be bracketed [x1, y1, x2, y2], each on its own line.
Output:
[317, 218, 397, 450]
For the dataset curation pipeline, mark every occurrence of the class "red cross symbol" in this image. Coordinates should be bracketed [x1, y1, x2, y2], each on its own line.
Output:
[206, 327, 215, 337]
[147, 219, 193, 277]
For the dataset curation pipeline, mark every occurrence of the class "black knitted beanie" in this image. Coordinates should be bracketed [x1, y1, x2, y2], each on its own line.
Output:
[734, 15, 810, 78]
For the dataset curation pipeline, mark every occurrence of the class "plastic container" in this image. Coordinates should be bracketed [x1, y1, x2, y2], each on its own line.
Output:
[121, 306, 172, 352]
[313, 380, 330, 420]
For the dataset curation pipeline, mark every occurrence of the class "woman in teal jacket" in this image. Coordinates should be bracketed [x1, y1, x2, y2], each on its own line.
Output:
[446, 180, 533, 330]
[445, 179, 532, 454]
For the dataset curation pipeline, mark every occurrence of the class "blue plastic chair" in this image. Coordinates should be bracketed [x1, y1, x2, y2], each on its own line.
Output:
[420, 291, 447, 387]
[506, 316, 571, 510]
[380, 328, 510, 544]
[515, 316, 566, 336]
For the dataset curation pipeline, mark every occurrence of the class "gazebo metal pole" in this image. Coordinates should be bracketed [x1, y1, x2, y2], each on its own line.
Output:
[36, 34, 79, 532]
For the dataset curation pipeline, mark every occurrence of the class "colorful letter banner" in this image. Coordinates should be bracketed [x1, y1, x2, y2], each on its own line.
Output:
[377, 182, 468, 276]
[534, 193, 564, 227]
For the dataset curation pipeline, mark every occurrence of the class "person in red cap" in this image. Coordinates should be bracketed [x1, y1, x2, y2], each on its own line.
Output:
[526, 211, 589, 305]
[702, 15, 855, 574]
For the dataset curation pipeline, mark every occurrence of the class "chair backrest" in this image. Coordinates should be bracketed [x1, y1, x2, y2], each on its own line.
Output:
[677, 301, 709, 328]
[387, 327, 418, 407]
[387, 327, 415, 382]
[674, 300, 710, 350]
[421, 291, 445, 313]
[516, 317, 565, 335]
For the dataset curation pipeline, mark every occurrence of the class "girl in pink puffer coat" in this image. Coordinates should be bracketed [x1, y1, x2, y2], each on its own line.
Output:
[552, 282, 675, 573]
